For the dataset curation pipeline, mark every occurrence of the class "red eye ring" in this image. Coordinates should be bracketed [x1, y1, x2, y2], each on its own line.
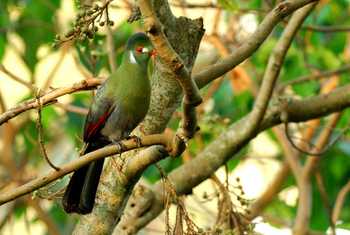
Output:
[135, 46, 143, 53]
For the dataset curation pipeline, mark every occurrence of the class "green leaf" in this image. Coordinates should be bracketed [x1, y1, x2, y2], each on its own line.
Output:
[143, 157, 183, 183]
[41, 106, 59, 130]
[327, 33, 347, 54]
[282, 44, 307, 81]
[16, 0, 60, 71]
[14, 203, 27, 219]
[232, 90, 253, 121]
[218, 0, 238, 11]
[113, 22, 133, 50]
[0, 0, 9, 61]
[293, 80, 319, 97]
[265, 198, 295, 223]
[213, 79, 234, 117]
[0, 35, 5, 62]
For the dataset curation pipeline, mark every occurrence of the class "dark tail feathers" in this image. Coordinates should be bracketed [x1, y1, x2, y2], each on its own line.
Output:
[62, 142, 106, 214]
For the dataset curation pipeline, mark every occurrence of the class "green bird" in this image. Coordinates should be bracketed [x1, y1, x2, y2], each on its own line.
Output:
[62, 32, 155, 214]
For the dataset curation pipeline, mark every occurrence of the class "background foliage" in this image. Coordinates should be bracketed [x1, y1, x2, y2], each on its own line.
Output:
[0, 0, 349, 234]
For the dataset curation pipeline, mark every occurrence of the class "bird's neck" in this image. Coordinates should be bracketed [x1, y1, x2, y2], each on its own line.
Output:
[122, 51, 149, 71]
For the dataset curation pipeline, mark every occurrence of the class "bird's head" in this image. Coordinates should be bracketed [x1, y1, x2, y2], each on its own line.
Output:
[126, 32, 156, 67]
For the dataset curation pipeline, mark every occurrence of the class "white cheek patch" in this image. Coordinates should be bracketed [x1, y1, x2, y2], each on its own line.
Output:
[129, 51, 137, 64]
[142, 47, 149, 53]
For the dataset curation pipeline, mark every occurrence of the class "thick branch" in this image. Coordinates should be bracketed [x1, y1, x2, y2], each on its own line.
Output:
[0, 133, 172, 206]
[117, 2, 319, 232]
[73, 146, 167, 235]
[117, 83, 350, 233]
[138, 0, 203, 139]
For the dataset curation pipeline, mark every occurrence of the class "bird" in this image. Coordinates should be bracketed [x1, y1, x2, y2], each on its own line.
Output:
[62, 32, 155, 214]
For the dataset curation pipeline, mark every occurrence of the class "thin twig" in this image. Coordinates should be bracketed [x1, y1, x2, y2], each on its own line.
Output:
[283, 116, 349, 156]
[0, 78, 103, 126]
[303, 24, 350, 33]
[105, 0, 117, 72]
[279, 64, 350, 91]
[315, 172, 336, 235]
[35, 90, 60, 171]
[0, 133, 174, 205]
[0, 88, 7, 113]
[194, 0, 320, 89]
[55, 102, 88, 115]
[0, 64, 34, 90]
[294, 112, 342, 235]
[332, 179, 350, 224]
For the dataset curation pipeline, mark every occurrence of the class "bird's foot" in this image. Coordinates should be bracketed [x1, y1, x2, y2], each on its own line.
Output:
[111, 140, 126, 171]
[126, 135, 142, 148]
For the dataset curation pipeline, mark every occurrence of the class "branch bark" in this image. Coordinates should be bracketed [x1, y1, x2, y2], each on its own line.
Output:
[117, 82, 350, 233]
[115, 2, 321, 232]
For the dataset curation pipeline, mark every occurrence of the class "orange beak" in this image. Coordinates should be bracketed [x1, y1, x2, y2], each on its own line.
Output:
[149, 49, 157, 58]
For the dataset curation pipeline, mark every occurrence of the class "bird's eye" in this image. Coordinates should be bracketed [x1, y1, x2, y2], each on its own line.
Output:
[135, 46, 143, 53]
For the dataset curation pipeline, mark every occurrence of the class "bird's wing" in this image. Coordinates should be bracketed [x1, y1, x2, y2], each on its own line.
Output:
[83, 84, 115, 142]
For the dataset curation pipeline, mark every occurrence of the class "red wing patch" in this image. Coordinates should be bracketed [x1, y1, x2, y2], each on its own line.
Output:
[84, 110, 112, 141]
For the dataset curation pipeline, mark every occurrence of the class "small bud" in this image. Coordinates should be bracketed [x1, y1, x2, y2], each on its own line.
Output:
[55, 34, 60, 40]
[99, 21, 105, 27]
[108, 20, 114, 26]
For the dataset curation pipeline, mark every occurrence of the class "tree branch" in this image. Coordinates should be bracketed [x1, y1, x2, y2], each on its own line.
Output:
[139, 0, 203, 140]
[294, 113, 341, 235]
[0, 133, 173, 206]
[332, 179, 350, 224]
[278, 64, 350, 92]
[303, 24, 350, 33]
[117, 82, 350, 233]
[116, 2, 320, 232]
[0, 64, 35, 90]
[0, 78, 103, 126]
[194, 0, 319, 89]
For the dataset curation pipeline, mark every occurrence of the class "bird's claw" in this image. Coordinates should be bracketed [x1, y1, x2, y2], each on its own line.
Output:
[112, 140, 127, 156]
